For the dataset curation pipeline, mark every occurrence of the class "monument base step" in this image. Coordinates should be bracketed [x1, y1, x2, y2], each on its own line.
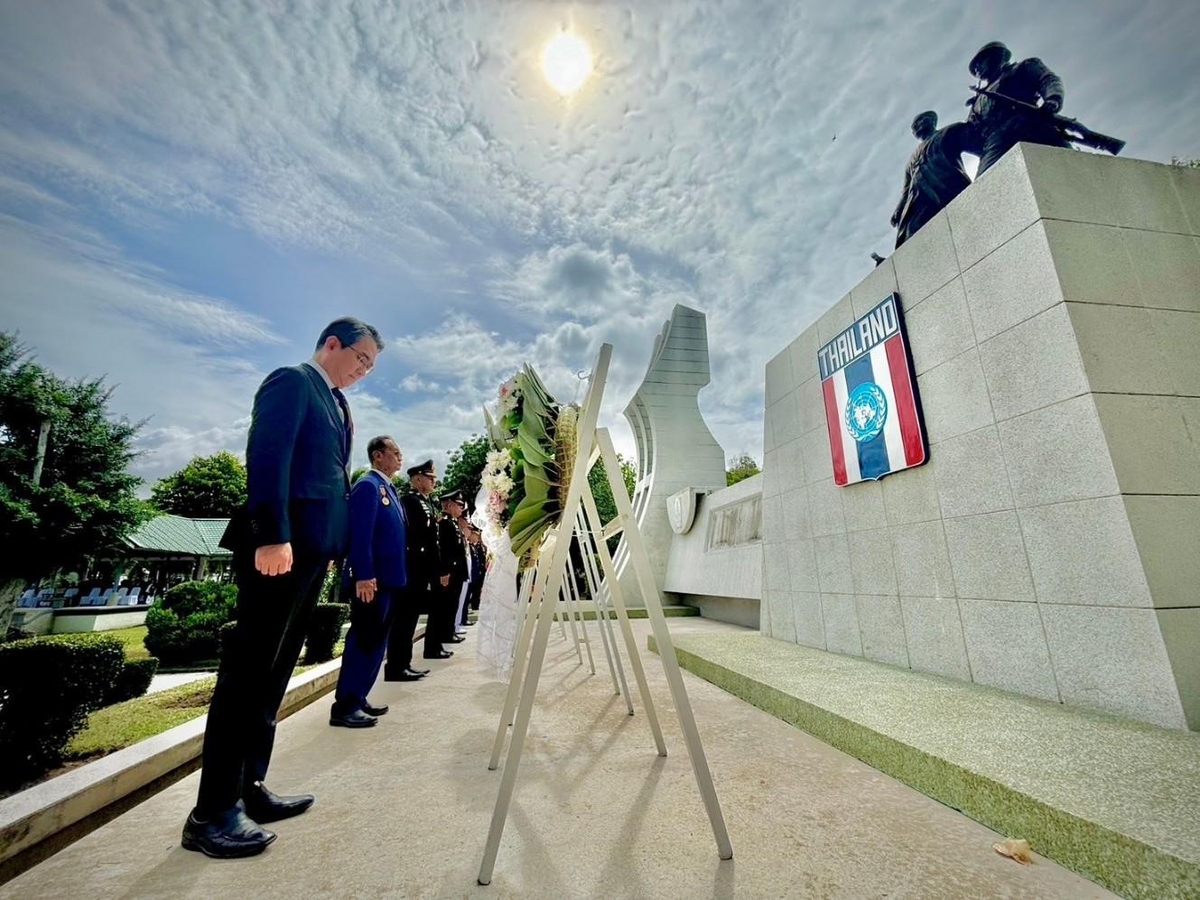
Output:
[649, 631, 1200, 900]
[553, 603, 699, 621]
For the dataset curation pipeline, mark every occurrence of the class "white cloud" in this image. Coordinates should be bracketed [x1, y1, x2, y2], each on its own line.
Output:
[0, 213, 282, 486]
[399, 373, 444, 393]
[1, 0, 1198, 484]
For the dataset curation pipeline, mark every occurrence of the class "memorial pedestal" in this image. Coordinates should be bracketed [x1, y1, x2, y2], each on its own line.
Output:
[763, 144, 1200, 730]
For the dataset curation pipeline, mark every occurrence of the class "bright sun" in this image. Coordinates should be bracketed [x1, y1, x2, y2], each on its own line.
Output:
[541, 32, 592, 95]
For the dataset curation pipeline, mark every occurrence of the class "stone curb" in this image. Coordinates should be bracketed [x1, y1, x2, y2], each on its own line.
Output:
[649, 634, 1200, 900]
[0, 658, 342, 883]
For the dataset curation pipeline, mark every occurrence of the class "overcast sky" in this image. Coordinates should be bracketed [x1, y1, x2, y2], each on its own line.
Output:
[2, 0, 1197, 487]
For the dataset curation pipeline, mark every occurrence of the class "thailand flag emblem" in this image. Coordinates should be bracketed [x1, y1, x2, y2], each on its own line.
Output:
[817, 293, 927, 486]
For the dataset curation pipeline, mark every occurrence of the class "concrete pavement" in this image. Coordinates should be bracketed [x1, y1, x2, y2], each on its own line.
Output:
[2, 617, 1113, 899]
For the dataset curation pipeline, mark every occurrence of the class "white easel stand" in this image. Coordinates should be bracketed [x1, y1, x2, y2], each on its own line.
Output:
[478, 345, 732, 885]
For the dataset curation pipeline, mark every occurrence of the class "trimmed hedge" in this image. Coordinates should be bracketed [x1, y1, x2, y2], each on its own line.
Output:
[144, 581, 237, 665]
[105, 657, 159, 706]
[303, 602, 349, 664]
[218, 619, 239, 661]
[0, 633, 124, 788]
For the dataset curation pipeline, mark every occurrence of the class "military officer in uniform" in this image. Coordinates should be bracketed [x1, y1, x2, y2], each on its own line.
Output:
[463, 524, 487, 626]
[433, 489, 469, 649]
[384, 459, 444, 676]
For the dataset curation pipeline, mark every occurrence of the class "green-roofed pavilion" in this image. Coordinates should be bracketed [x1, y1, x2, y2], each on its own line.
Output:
[117, 515, 233, 582]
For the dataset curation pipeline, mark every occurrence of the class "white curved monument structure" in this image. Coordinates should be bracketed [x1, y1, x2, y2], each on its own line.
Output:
[616, 305, 727, 601]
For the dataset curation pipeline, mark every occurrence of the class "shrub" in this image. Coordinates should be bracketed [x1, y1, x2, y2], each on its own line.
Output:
[319, 565, 343, 603]
[0, 633, 124, 788]
[105, 657, 159, 706]
[144, 581, 237, 665]
[303, 602, 349, 664]
[218, 620, 239, 661]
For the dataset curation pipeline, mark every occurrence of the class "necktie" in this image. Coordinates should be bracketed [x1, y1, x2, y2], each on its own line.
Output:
[331, 387, 350, 425]
[332, 388, 352, 462]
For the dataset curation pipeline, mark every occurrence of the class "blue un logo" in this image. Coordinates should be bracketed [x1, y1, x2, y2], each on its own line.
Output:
[845, 382, 888, 443]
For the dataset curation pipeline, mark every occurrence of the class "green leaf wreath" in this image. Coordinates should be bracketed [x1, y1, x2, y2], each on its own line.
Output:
[481, 366, 579, 560]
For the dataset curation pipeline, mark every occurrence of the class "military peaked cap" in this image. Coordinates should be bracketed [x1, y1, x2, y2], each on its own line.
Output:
[406, 459, 436, 477]
[438, 489, 465, 504]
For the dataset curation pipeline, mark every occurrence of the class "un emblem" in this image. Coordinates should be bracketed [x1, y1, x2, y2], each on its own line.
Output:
[845, 382, 888, 443]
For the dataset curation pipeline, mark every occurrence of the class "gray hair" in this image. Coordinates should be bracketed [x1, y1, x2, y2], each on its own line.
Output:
[366, 435, 394, 462]
[316, 317, 384, 352]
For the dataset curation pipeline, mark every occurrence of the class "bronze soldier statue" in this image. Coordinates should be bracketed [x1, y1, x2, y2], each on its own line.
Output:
[966, 41, 1123, 175]
[890, 110, 976, 248]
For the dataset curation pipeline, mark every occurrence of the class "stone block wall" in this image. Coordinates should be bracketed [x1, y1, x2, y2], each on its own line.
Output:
[762, 144, 1200, 730]
[663, 474, 763, 614]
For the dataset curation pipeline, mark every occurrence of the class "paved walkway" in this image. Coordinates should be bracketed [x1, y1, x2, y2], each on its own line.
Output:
[660, 631, 1200, 899]
[3, 618, 1112, 899]
[146, 672, 212, 695]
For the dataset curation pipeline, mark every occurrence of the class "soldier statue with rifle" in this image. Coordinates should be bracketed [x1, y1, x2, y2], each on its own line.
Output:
[966, 41, 1124, 175]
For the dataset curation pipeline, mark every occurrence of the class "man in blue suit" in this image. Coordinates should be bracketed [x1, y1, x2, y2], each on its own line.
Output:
[183, 317, 382, 859]
[330, 435, 408, 728]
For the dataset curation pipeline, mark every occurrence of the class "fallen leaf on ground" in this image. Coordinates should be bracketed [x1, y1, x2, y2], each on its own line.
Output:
[993, 838, 1032, 865]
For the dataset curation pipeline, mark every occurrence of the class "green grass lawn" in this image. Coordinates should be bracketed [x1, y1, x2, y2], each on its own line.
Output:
[65, 676, 216, 760]
[63, 644, 343, 761]
[103, 625, 152, 661]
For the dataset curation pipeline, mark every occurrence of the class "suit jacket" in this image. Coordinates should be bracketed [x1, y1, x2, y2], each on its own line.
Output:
[221, 364, 352, 559]
[400, 492, 440, 585]
[347, 471, 407, 589]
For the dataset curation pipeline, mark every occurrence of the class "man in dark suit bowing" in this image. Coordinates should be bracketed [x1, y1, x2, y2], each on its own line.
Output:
[182, 317, 382, 859]
[330, 435, 407, 728]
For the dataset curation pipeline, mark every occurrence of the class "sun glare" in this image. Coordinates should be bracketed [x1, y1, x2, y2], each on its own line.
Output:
[541, 32, 592, 95]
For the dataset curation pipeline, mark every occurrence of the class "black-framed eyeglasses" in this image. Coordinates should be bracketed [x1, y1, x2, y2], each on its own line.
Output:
[347, 346, 374, 372]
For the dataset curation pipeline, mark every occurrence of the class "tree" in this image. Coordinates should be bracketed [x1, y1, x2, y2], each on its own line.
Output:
[1171, 157, 1200, 168]
[441, 434, 490, 508]
[0, 333, 149, 635]
[726, 453, 761, 486]
[351, 466, 410, 494]
[588, 453, 637, 526]
[150, 451, 247, 518]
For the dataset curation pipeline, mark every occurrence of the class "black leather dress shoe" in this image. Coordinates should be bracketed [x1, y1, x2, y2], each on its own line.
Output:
[243, 784, 315, 824]
[447, 634, 466, 643]
[384, 667, 427, 681]
[330, 709, 377, 728]
[182, 804, 276, 858]
[424, 649, 453, 659]
[361, 701, 389, 716]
